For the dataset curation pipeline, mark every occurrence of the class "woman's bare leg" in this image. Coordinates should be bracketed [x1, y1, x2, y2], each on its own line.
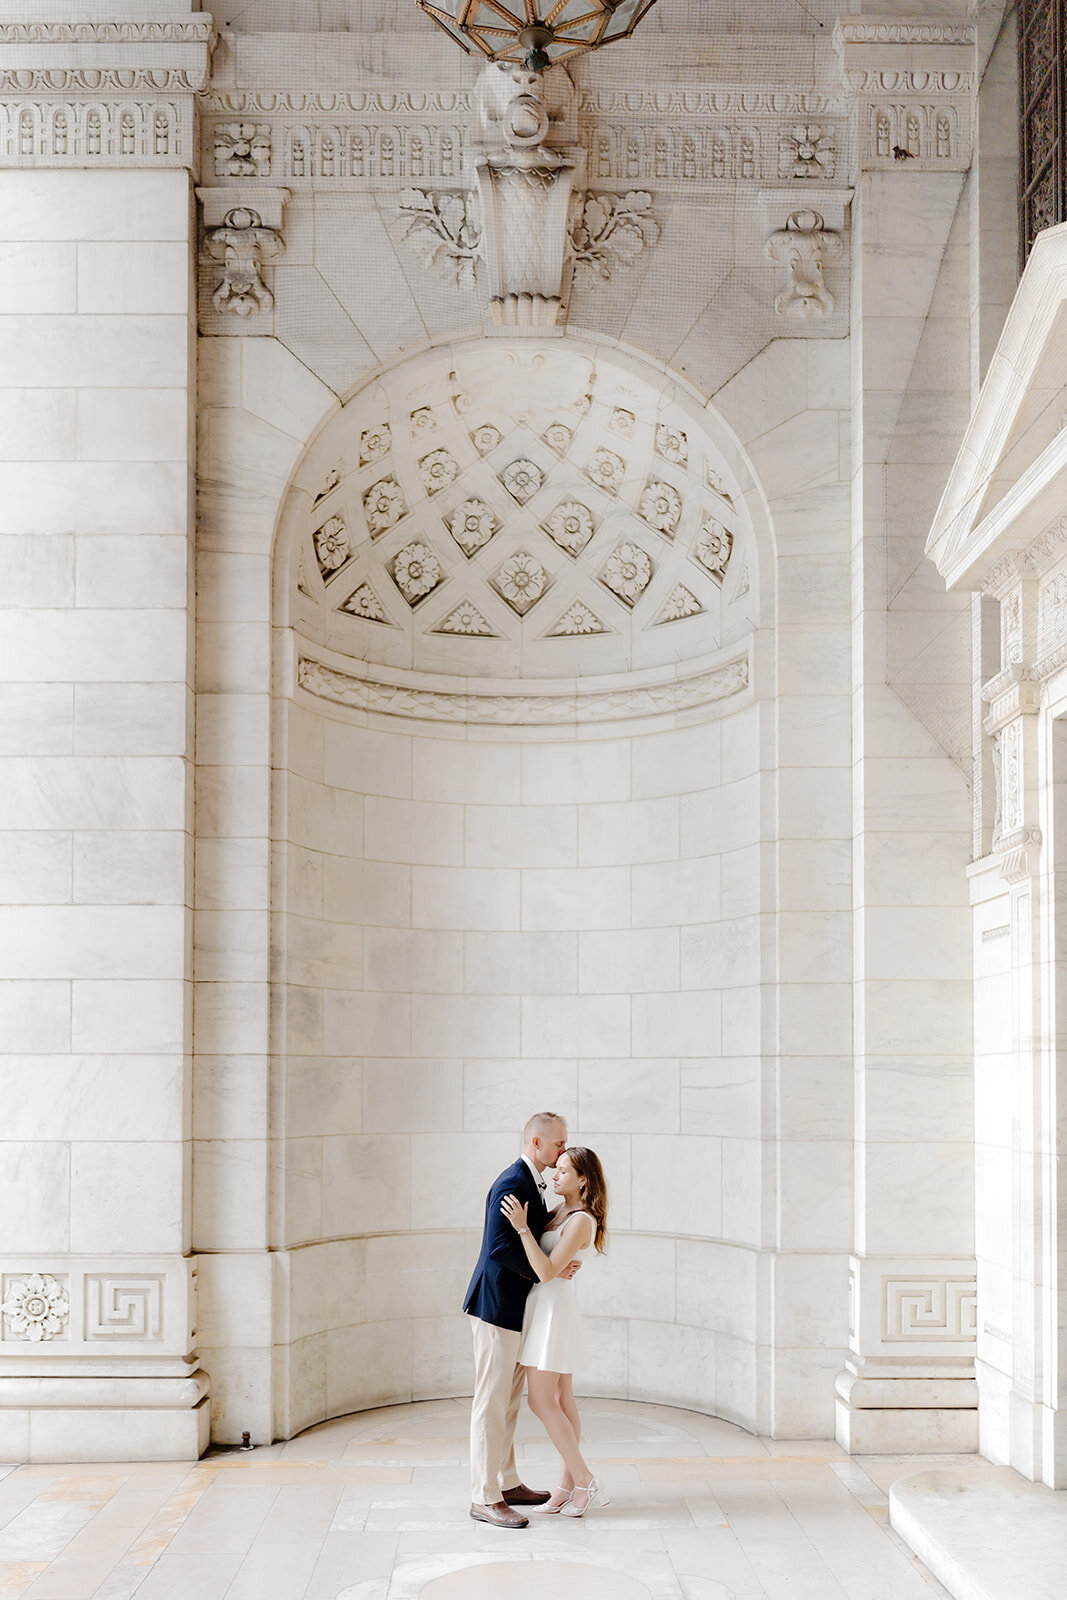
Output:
[558, 1374, 581, 1489]
[525, 1368, 592, 1497]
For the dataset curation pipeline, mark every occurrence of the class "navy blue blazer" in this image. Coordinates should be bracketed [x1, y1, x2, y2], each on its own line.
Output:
[463, 1157, 550, 1332]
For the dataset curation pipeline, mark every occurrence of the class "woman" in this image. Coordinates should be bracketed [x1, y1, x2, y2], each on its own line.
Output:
[500, 1145, 609, 1517]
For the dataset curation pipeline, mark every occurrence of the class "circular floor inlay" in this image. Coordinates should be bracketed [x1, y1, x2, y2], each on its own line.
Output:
[420, 1562, 652, 1599]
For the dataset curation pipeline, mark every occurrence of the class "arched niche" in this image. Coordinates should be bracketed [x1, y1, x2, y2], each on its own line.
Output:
[268, 335, 776, 1438]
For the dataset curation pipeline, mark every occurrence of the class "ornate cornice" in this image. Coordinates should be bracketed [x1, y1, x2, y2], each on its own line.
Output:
[0, 12, 215, 169]
[0, 21, 215, 45]
[834, 18, 976, 48]
[196, 83, 851, 192]
[834, 14, 975, 171]
[296, 650, 750, 727]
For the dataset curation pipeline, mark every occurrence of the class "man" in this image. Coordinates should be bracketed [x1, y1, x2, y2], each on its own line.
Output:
[462, 1110, 579, 1528]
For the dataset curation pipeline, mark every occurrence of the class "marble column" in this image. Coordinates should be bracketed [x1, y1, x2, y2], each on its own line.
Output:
[834, 15, 979, 1452]
[0, 8, 213, 1460]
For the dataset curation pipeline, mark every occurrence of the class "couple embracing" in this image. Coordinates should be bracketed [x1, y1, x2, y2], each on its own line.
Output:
[462, 1110, 609, 1528]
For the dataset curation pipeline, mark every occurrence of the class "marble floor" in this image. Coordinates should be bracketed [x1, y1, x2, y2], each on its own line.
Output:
[0, 1398, 967, 1600]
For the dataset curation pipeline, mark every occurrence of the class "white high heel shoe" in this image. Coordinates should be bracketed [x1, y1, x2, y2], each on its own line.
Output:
[538, 1486, 573, 1514]
[559, 1477, 610, 1517]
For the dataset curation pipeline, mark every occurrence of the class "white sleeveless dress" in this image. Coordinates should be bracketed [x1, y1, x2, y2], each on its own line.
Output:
[518, 1211, 593, 1374]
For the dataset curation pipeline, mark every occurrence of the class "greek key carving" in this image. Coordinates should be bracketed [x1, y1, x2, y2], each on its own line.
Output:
[883, 1276, 977, 1341]
[85, 1275, 164, 1341]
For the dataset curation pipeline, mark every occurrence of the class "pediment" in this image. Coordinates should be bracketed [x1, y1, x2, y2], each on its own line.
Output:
[927, 221, 1067, 589]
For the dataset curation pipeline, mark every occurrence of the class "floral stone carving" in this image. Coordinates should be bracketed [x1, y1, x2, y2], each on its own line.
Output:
[639, 479, 683, 537]
[338, 581, 390, 623]
[547, 599, 609, 637]
[363, 476, 405, 537]
[543, 500, 595, 557]
[395, 188, 480, 287]
[694, 518, 733, 582]
[392, 541, 443, 605]
[584, 447, 625, 496]
[610, 407, 635, 438]
[654, 583, 704, 623]
[360, 423, 391, 465]
[542, 422, 572, 456]
[447, 498, 500, 558]
[214, 122, 271, 178]
[410, 406, 436, 437]
[499, 458, 544, 504]
[471, 423, 501, 455]
[434, 599, 498, 637]
[419, 448, 460, 495]
[493, 551, 549, 615]
[655, 425, 688, 465]
[569, 191, 660, 284]
[313, 515, 351, 579]
[779, 124, 835, 179]
[602, 542, 653, 605]
[766, 209, 842, 320]
[201, 205, 284, 317]
[1, 1273, 70, 1341]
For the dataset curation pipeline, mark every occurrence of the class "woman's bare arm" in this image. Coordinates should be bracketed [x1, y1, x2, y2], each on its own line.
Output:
[500, 1197, 593, 1283]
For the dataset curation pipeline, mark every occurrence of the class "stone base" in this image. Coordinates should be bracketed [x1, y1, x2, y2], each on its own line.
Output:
[0, 1374, 210, 1463]
[836, 1396, 978, 1454]
[890, 1464, 1067, 1600]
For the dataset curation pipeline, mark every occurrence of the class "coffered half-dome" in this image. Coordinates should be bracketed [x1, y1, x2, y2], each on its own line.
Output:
[281, 338, 757, 680]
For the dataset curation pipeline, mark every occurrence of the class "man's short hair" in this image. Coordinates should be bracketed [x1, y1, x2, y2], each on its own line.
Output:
[524, 1110, 565, 1143]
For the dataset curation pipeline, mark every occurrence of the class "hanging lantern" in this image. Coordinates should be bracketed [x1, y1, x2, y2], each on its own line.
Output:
[415, 1, 660, 68]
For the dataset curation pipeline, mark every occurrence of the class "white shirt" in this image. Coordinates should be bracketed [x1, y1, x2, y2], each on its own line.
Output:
[522, 1154, 547, 1196]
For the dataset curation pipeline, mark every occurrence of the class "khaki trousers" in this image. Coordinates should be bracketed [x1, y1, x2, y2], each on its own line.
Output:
[469, 1316, 525, 1505]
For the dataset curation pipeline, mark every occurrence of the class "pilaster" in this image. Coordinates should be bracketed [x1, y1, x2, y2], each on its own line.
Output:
[837, 15, 979, 1455]
[0, 8, 214, 1460]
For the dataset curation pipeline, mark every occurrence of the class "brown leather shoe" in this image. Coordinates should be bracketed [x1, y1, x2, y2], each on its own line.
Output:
[470, 1501, 529, 1528]
[502, 1484, 551, 1506]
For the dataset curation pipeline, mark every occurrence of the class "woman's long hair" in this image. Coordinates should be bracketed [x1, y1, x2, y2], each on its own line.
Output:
[565, 1146, 608, 1253]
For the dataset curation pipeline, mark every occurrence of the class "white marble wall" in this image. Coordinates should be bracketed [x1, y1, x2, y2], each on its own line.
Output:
[0, 167, 205, 1458]
[273, 691, 765, 1432]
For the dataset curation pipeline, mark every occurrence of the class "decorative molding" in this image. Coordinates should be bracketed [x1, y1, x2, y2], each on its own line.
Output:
[767, 208, 842, 318]
[0, 1257, 194, 1357]
[1, 1274, 70, 1343]
[1, 99, 194, 167]
[835, 14, 975, 171]
[994, 826, 1043, 885]
[834, 18, 976, 47]
[0, 21, 215, 44]
[85, 1276, 163, 1341]
[569, 191, 660, 284]
[297, 650, 750, 727]
[848, 1255, 978, 1369]
[0, 66, 206, 93]
[883, 1277, 978, 1342]
[0, 14, 213, 172]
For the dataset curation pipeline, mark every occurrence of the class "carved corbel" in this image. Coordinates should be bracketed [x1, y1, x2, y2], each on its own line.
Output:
[471, 60, 582, 333]
[767, 209, 842, 319]
[196, 185, 289, 320]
